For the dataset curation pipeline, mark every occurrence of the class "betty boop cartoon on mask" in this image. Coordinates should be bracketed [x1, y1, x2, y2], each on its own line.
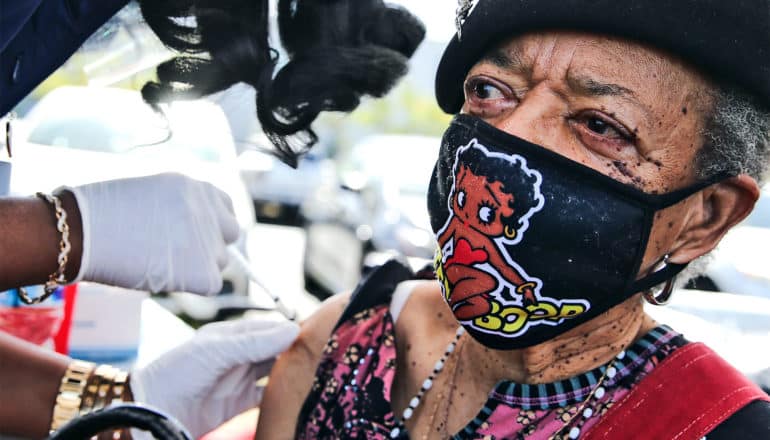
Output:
[436, 140, 545, 321]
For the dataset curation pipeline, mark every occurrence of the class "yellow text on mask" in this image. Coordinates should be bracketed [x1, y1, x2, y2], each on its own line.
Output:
[473, 299, 587, 335]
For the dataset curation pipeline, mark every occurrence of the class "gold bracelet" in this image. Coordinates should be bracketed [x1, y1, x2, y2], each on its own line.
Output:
[16, 192, 72, 305]
[37, 192, 71, 291]
[50, 360, 95, 433]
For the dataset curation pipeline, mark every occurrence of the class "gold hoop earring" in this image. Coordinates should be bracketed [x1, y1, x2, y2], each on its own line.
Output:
[643, 254, 676, 306]
[504, 225, 517, 240]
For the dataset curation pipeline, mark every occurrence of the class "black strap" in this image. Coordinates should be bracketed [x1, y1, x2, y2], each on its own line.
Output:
[707, 400, 770, 439]
[47, 404, 191, 440]
[334, 258, 414, 331]
[626, 261, 688, 295]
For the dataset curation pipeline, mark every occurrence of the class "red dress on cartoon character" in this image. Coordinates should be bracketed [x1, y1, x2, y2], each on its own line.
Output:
[437, 143, 543, 321]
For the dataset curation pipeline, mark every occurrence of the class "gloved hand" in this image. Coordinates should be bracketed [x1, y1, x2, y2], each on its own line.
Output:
[64, 173, 240, 295]
[130, 318, 300, 439]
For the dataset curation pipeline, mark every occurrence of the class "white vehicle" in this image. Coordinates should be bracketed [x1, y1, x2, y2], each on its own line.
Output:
[10, 86, 257, 320]
[301, 134, 439, 297]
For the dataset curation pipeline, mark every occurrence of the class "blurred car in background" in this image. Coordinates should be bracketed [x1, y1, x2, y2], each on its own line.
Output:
[238, 144, 334, 226]
[688, 185, 770, 297]
[10, 86, 257, 320]
[301, 134, 439, 298]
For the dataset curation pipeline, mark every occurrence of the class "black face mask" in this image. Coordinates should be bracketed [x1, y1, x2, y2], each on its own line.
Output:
[428, 115, 728, 350]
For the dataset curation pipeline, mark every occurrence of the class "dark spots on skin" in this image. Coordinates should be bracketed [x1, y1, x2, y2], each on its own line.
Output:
[612, 161, 635, 179]
[682, 107, 688, 115]
[437, 312, 443, 319]
[411, 361, 417, 367]
[668, 222, 674, 228]
[406, 344, 412, 351]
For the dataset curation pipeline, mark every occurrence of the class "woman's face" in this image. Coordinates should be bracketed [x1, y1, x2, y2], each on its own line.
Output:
[461, 31, 755, 273]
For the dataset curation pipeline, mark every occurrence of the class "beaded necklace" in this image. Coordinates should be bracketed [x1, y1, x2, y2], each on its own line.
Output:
[547, 350, 625, 440]
[389, 327, 466, 439]
[386, 327, 626, 440]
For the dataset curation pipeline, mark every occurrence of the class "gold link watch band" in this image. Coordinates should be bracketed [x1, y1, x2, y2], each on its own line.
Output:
[50, 360, 95, 433]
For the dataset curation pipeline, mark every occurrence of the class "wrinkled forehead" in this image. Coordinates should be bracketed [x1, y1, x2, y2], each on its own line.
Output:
[469, 31, 713, 116]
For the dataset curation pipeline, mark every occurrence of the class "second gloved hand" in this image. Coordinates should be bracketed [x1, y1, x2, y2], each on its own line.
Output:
[65, 173, 240, 295]
[130, 318, 300, 438]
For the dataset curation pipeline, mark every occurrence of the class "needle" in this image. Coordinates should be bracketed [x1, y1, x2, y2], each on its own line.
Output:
[226, 246, 298, 322]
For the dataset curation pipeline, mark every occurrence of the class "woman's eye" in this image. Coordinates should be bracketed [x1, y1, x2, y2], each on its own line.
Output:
[586, 118, 612, 135]
[465, 77, 510, 102]
[575, 113, 634, 143]
[457, 190, 466, 208]
[471, 81, 504, 100]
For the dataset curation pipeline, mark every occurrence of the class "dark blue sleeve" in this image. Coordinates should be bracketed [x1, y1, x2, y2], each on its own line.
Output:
[706, 400, 770, 439]
[0, 0, 45, 52]
[0, 0, 129, 116]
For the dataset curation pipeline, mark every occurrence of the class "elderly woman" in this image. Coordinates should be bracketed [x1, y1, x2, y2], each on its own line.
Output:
[255, 1, 770, 439]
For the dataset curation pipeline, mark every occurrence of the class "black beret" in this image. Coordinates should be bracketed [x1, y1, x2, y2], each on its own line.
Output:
[436, 0, 770, 114]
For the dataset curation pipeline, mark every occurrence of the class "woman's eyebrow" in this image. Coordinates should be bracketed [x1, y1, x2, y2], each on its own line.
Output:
[481, 48, 531, 76]
[566, 73, 652, 123]
[567, 74, 636, 99]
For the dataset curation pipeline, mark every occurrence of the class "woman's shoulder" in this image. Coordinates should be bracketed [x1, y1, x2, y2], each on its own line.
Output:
[295, 292, 352, 360]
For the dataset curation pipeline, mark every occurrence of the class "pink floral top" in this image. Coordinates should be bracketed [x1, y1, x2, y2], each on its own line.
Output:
[295, 303, 686, 439]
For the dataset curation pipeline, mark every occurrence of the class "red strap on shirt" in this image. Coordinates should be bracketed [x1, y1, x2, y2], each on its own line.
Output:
[583, 342, 770, 440]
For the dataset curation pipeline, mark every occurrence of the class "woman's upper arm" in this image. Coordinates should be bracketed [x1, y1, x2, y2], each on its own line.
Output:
[255, 292, 351, 440]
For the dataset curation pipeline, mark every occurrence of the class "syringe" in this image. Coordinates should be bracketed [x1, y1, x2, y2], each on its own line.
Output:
[227, 246, 298, 322]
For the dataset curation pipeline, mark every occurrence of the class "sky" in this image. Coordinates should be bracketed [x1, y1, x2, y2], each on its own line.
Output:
[388, 1, 457, 42]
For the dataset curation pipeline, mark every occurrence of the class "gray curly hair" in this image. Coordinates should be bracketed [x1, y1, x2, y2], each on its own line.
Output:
[676, 85, 770, 288]
[697, 87, 770, 184]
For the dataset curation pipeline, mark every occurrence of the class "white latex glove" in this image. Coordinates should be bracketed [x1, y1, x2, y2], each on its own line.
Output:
[130, 318, 300, 439]
[64, 173, 240, 295]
